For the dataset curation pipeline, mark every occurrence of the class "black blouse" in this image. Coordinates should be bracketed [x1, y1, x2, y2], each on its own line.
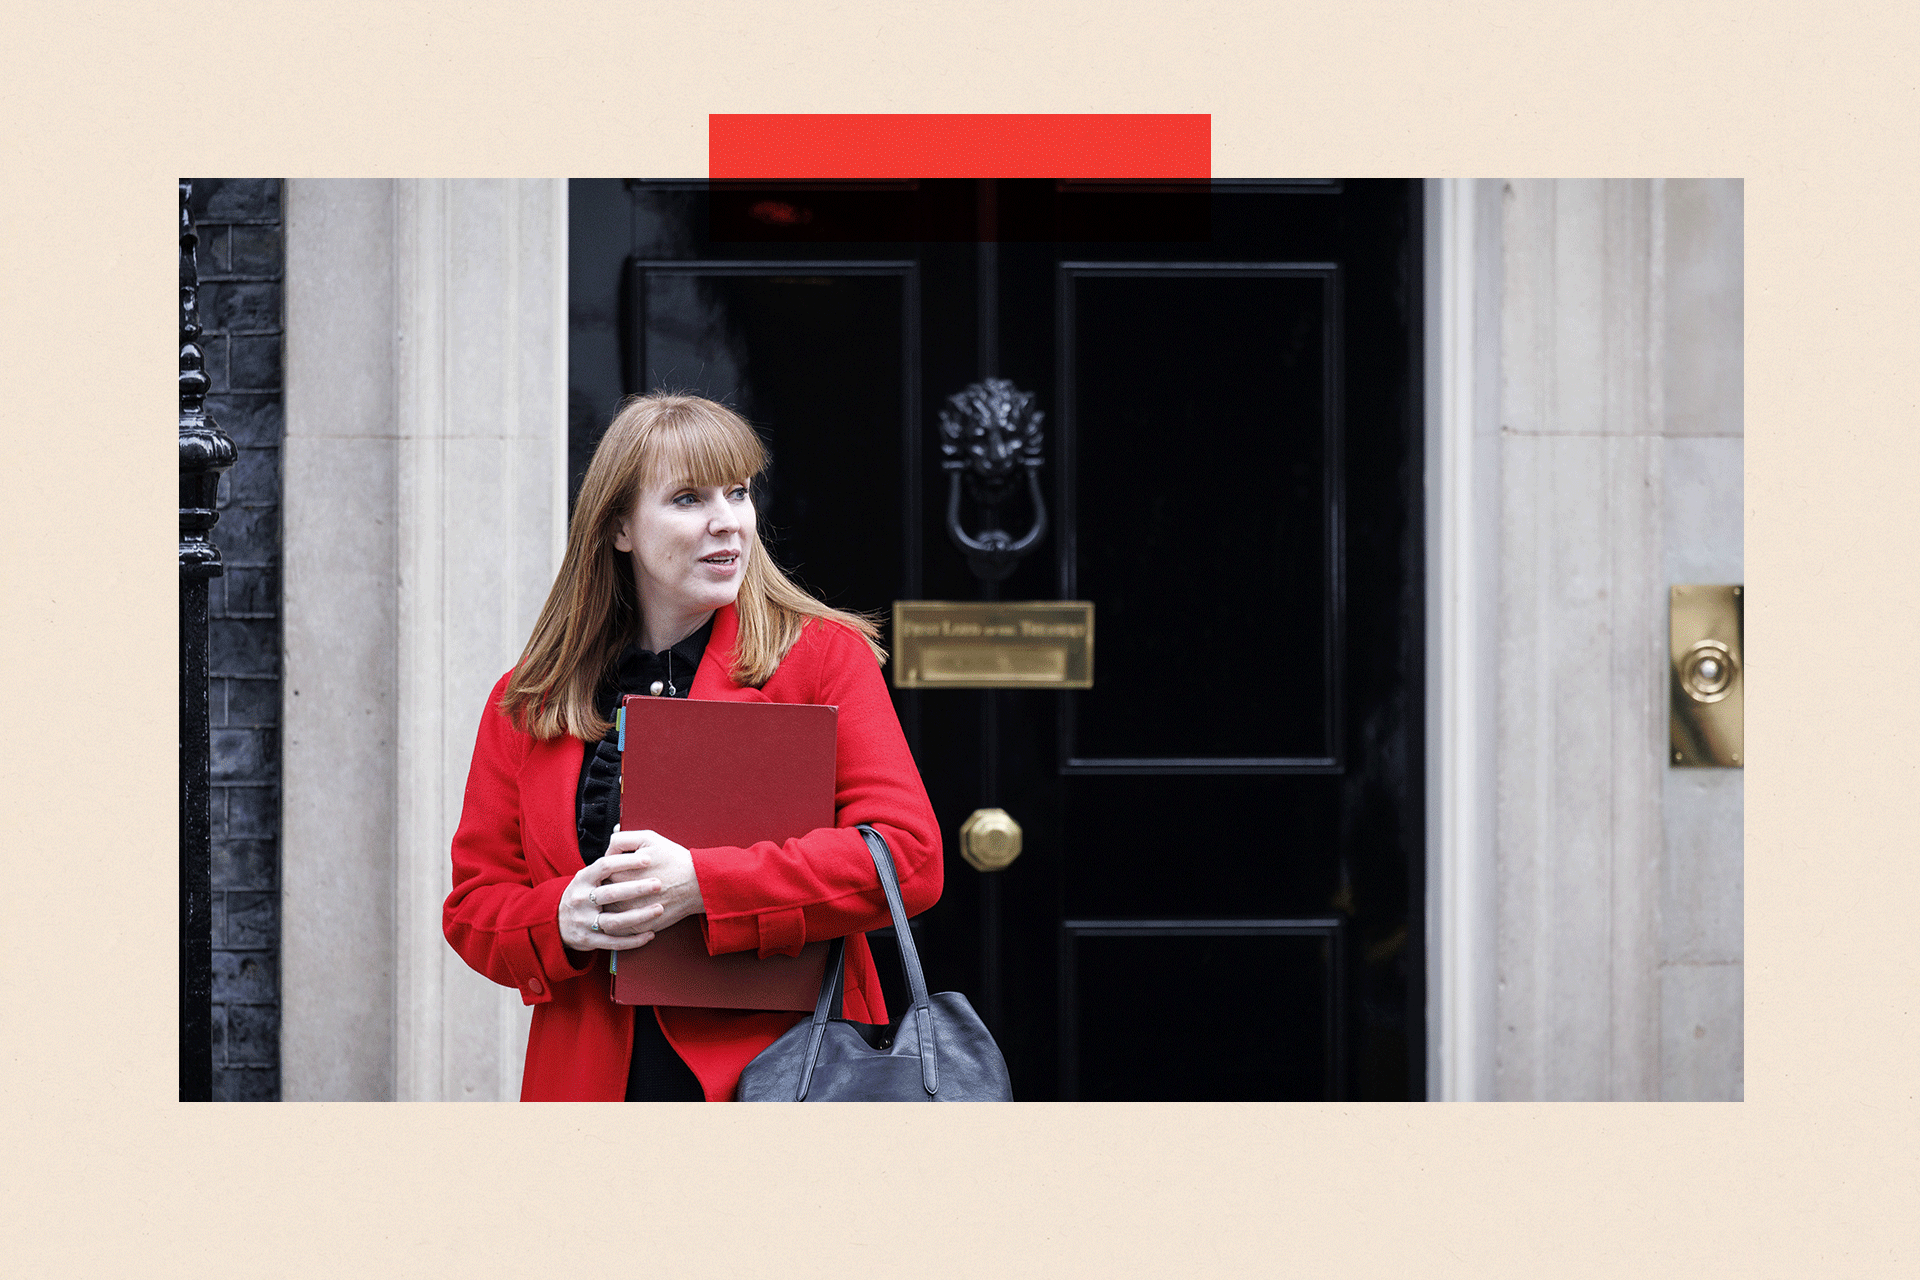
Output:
[574, 616, 714, 1102]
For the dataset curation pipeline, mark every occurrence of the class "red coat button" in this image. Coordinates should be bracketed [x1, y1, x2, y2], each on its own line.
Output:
[527, 977, 545, 996]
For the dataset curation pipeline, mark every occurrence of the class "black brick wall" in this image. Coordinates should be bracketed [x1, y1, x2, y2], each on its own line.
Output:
[190, 179, 283, 1101]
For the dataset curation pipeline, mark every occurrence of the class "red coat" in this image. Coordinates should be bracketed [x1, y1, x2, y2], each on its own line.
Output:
[443, 604, 942, 1101]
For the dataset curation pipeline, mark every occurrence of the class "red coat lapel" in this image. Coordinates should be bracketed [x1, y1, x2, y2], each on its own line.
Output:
[521, 732, 585, 883]
[689, 604, 771, 703]
[526, 605, 759, 883]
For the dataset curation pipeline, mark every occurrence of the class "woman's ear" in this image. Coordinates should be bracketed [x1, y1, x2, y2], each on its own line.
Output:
[611, 516, 633, 554]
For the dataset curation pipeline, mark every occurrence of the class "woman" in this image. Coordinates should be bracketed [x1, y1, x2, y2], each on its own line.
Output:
[443, 392, 942, 1101]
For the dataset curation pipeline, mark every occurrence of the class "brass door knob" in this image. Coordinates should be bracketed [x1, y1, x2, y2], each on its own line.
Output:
[959, 808, 1023, 872]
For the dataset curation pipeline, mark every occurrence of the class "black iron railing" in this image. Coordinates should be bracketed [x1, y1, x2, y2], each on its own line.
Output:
[179, 181, 236, 1101]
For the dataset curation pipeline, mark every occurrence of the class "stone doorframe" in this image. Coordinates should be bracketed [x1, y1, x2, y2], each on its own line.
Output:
[1425, 179, 1744, 1101]
[281, 180, 568, 1100]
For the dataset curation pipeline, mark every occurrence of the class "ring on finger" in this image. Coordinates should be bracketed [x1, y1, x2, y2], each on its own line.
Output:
[587, 889, 596, 906]
[590, 915, 601, 933]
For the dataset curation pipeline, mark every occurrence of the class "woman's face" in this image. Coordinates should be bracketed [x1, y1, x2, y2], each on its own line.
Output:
[613, 473, 756, 641]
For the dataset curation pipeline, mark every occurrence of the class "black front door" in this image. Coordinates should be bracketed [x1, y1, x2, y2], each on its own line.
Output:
[569, 179, 1425, 1100]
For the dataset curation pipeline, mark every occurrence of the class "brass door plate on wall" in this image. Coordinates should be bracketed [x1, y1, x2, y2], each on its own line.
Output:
[891, 600, 1093, 689]
[1670, 584, 1743, 767]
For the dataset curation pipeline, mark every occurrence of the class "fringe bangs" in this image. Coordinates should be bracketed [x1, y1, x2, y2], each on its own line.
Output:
[639, 403, 768, 492]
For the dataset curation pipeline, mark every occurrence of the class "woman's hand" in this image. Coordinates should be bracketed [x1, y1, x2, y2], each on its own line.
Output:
[600, 829, 705, 934]
[555, 829, 706, 951]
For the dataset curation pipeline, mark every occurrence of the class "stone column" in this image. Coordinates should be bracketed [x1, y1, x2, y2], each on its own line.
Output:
[1495, 179, 1666, 1100]
[1655, 179, 1744, 1101]
[282, 180, 568, 1100]
[1484, 179, 1743, 1100]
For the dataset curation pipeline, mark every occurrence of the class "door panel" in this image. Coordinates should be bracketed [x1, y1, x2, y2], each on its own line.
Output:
[1063, 267, 1338, 767]
[1065, 774, 1342, 918]
[1064, 924, 1341, 1101]
[569, 178, 1424, 1100]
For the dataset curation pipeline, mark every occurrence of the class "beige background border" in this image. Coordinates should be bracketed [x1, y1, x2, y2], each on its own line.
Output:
[3, 2, 1915, 1273]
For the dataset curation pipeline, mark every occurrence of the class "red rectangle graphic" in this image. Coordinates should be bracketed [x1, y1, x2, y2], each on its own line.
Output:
[709, 113, 1211, 180]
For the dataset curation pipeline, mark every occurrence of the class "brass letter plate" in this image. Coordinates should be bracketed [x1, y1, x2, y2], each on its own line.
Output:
[891, 601, 1094, 690]
[1670, 584, 1743, 767]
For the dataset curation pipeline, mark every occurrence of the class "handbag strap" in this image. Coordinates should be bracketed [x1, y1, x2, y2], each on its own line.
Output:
[859, 825, 933, 1009]
[793, 935, 846, 1101]
[790, 825, 938, 1100]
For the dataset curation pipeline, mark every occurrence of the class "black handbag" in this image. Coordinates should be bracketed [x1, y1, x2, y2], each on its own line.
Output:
[735, 825, 1013, 1101]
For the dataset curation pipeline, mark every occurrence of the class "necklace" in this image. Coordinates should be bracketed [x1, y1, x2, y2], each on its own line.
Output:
[649, 648, 676, 698]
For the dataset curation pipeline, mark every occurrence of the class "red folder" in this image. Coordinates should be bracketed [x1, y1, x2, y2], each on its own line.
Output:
[609, 695, 836, 1010]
